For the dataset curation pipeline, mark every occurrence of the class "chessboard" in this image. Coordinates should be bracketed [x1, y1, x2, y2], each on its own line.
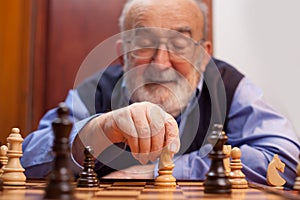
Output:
[0, 179, 299, 200]
[1, 104, 299, 199]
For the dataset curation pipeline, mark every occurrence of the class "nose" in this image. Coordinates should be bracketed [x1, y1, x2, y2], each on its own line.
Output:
[152, 44, 172, 69]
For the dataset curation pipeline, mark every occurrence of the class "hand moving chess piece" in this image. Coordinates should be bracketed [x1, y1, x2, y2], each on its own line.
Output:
[154, 147, 176, 187]
[0, 144, 8, 176]
[1, 128, 26, 186]
[204, 124, 232, 194]
[44, 103, 75, 200]
[229, 147, 248, 189]
[77, 146, 99, 187]
[266, 154, 286, 189]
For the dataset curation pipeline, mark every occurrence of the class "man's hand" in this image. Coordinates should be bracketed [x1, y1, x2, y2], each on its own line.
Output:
[98, 102, 180, 164]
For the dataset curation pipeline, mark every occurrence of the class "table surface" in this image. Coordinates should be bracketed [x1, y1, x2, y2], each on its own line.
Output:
[0, 179, 299, 200]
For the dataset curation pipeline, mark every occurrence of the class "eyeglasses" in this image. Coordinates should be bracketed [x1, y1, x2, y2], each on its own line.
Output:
[125, 29, 204, 60]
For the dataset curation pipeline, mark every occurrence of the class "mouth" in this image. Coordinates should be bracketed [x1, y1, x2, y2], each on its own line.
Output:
[143, 81, 178, 92]
[142, 65, 180, 85]
[143, 77, 178, 85]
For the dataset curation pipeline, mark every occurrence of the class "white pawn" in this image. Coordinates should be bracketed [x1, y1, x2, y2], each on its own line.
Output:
[1, 128, 26, 185]
[229, 147, 248, 189]
[0, 144, 8, 176]
[223, 144, 232, 176]
[155, 148, 176, 187]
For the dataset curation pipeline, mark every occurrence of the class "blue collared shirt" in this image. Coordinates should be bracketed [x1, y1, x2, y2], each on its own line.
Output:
[21, 76, 300, 188]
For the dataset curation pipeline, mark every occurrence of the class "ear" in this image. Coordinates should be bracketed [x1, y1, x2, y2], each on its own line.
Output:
[115, 39, 124, 66]
[198, 40, 213, 72]
[203, 40, 213, 56]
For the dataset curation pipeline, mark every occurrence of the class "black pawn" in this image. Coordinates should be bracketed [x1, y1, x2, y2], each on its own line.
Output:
[77, 146, 99, 187]
[44, 103, 75, 200]
[204, 124, 232, 194]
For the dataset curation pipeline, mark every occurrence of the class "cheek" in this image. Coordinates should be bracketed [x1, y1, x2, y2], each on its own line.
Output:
[173, 61, 200, 90]
[172, 60, 198, 80]
[126, 55, 150, 70]
[125, 56, 148, 80]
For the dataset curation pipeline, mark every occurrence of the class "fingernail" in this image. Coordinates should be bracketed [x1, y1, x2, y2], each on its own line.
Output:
[169, 143, 178, 153]
[132, 153, 139, 161]
[149, 154, 159, 162]
[140, 157, 148, 165]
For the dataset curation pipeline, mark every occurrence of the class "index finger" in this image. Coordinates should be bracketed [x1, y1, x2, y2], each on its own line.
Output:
[164, 115, 180, 154]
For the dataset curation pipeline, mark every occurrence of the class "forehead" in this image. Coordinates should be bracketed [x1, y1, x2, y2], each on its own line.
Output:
[124, 0, 204, 38]
[133, 27, 191, 38]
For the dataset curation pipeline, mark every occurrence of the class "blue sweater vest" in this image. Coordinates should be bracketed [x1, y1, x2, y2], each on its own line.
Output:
[77, 58, 244, 176]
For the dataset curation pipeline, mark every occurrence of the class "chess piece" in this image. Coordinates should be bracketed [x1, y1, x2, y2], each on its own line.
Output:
[0, 162, 3, 191]
[77, 146, 99, 187]
[223, 144, 231, 176]
[154, 147, 176, 187]
[1, 128, 26, 186]
[44, 103, 75, 200]
[204, 124, 232, 194]
[293, 154, 300, 191]
[0, 144, 8, 176]
[229, 147, 248, 189]
[266, 154, 286, 189]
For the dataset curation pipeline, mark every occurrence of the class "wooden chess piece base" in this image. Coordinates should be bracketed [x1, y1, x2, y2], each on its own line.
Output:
[154, 164, 176, 187]
[229, 178, 248, 189]
[294, 177, 300, 191]
[2, 171, 26, 186]
[77, 174, 99, 188]
[271, 186, 284, 190]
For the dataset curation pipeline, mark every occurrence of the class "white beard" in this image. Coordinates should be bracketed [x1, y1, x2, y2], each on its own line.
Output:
[124, 63, 198, 117]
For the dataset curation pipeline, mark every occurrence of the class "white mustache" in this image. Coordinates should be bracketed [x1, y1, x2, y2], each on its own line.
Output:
[143, 65, 181, 83]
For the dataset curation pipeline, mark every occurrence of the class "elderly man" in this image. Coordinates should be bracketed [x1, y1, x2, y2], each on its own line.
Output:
[21, 0, 299, 189]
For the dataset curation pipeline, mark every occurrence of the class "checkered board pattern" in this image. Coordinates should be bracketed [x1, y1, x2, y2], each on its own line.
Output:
[0, 179, 299, 200]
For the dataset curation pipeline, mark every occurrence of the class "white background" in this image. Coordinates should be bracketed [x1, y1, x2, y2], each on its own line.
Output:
[213, 0, 300, 137]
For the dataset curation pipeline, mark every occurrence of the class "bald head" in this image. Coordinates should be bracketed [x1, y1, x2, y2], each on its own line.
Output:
[119, 0, 208, 40]
[118, 0, 212, 117]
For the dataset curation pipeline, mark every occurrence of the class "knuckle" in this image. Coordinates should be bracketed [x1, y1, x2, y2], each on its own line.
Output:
[139, 127, 151, 138]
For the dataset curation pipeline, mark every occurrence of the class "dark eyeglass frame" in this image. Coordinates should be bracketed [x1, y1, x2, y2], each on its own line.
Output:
[125, 30, 205, 60]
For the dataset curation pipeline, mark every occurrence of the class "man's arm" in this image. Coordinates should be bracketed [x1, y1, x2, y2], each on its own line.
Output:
[21, 89, 91, 178]
[226, 77, 300, 188]
[153, 77, 299, 189]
